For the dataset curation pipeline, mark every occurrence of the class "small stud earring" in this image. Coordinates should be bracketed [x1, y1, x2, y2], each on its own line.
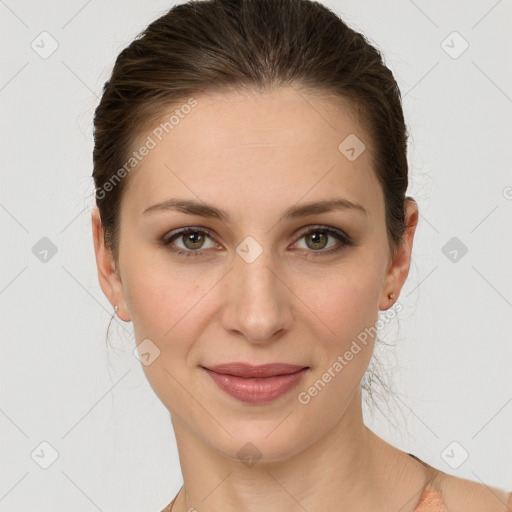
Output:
[388, 292, 395, 302]
[114, 305, 119, 315]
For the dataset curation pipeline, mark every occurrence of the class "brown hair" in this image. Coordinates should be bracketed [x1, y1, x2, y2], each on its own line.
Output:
[92, 0, 412, 264]
[92, 0, 412, 420]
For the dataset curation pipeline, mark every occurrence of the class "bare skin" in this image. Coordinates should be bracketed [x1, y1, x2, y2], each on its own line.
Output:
[91, 86, 510, 512]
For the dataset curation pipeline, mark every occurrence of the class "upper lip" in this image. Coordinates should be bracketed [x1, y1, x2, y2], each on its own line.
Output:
[202, 363, 308, 378]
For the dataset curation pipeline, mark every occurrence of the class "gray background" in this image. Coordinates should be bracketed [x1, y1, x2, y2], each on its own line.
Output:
[1, 0, 511, 510]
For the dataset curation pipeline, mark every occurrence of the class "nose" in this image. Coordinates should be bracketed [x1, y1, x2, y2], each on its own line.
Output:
[220, 245, 293, 344]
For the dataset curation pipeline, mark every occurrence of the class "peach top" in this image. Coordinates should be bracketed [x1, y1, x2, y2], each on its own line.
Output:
[162, 485, 512, 512]
[161, 454, 512, 512]
[413, 484, 449, 511]
[414, 483, 512, 511]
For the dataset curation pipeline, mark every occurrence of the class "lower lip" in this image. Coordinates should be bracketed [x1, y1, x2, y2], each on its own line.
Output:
[202, 367, 308, 404]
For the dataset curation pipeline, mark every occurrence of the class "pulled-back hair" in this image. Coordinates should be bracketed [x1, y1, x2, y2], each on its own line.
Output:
[92, 0, 410, 265]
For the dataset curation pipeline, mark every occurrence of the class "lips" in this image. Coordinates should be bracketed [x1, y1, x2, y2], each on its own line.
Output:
[201, 362, 309, 404]
[202, 362, 308, 378]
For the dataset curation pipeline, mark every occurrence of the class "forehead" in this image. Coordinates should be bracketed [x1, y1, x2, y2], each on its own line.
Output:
[119, 86, 383, 223]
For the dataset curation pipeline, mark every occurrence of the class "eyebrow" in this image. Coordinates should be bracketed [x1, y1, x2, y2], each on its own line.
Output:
[142, 197, 367, 221]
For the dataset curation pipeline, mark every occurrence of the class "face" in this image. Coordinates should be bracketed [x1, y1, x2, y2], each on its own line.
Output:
[92, 86, 417, 463]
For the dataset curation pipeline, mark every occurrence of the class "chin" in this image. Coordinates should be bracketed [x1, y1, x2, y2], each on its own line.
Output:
[199, 415, 322, 466]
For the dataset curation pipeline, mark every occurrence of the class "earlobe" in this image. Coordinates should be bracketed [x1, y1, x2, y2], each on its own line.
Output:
[91, 206, 131, 322]
[378, 199, 419, 311]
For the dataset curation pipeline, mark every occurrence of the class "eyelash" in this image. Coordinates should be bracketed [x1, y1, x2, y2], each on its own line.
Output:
[161, 225, 353, 259]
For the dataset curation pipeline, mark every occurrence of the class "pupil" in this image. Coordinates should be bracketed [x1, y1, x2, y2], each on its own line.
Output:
[309, 231, 326, 249]
[186, 232, 203, 248]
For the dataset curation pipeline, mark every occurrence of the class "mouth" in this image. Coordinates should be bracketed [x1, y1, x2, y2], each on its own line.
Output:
[200, 363, 310, 404]
[202, 362, 308, 378]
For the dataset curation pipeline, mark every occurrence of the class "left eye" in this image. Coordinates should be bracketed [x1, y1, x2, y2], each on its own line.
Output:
[294, 227, 347, 252]
[162, 226, 352, 258]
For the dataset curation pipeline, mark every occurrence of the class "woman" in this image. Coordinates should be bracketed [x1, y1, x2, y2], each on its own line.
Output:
[90, 1, 512, 510]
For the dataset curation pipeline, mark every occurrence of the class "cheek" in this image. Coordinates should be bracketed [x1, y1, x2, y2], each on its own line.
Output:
[122, 245, 205, 339]
[122, 260, 209, 412]
[293, 258, 383, 342]
[291, 269, 380, 426]
[291, 257, 383, 400]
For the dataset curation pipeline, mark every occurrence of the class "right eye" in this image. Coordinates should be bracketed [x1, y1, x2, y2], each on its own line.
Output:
[162, 227, 219, 258]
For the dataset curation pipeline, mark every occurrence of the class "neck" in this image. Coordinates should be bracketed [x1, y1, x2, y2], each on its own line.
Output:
[169, 387, 430, 512]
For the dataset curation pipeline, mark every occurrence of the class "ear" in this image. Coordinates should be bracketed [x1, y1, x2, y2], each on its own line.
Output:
[91, 206, 131, 322]
[378, 199, 419, 311]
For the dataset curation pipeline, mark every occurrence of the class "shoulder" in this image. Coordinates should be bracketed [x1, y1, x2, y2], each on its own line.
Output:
[432, 471, 512, 512]
[160, 496, 176, 512]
